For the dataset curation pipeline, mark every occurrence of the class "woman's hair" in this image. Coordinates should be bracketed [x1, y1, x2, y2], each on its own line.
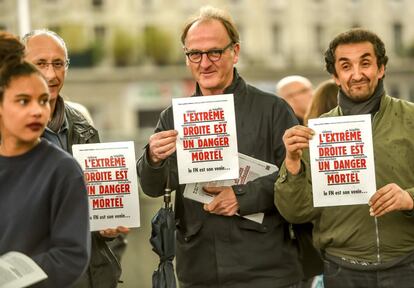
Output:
[0, 31, 40, 102]
[304, 80, 339, 125]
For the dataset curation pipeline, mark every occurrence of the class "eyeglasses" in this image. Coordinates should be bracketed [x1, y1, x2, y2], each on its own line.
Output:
[34, 60, 70, 71]
[185, 42, 234, 63]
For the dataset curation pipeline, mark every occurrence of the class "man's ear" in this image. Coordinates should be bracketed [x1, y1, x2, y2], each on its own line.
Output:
[378, 64, 385, 79]
[233, 43, 240, 64]
[332, 75, 341, 87]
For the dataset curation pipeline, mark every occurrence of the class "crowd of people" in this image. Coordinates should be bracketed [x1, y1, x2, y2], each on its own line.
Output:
[1, 4, 413, 288]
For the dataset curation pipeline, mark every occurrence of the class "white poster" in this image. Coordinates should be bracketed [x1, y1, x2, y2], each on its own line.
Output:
[72, 141, 140, 231]
[183, 153, 278, 223]
[0, 252, 47, 288]
[308, 114, 376, 207]
[173, 94, 239, 184]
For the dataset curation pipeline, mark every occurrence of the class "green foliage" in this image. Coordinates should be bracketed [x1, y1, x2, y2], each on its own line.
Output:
[142, 26, 174, 65]
[60, 24, 89, 53]
[112, 28, 137, 66]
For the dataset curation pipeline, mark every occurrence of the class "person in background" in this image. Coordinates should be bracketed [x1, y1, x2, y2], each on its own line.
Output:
[23, 29, 128, 288]
[276, 75, 313, 124]
[137, 5, 317, 288]
[275, 28, 414, 288]
[0, 31, 90, 288]
[304, 79, 338, 126]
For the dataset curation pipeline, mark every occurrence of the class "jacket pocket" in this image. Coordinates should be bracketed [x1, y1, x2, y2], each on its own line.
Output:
[177, 221, 203, 243]
[236, 217, 270, 233]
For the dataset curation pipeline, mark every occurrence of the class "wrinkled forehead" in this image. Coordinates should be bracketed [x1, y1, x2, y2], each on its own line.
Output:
[25, 34, 67, 61]
[185, 19, 230, 49]
[334, 41, 376, 62]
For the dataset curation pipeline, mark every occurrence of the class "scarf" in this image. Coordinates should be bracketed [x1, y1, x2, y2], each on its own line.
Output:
[48, 95, 66, 133]
[338, 79, 384, 116]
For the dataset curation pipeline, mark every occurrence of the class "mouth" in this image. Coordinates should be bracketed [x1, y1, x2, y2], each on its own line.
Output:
[350, 80, 369, 88]
[27, 123, 44, 131]
[200, 70, 216, 77]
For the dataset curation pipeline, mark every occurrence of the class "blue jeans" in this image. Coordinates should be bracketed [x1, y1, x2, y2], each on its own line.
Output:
[323, 258, 414, 288]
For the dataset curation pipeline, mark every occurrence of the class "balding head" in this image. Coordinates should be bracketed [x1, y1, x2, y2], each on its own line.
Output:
[23, 30, 68, 114]
[276, 75, 313, 123]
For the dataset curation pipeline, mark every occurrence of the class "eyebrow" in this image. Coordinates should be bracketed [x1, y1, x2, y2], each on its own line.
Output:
[338, 52, 373, 62]
[15, 93, 50, 98]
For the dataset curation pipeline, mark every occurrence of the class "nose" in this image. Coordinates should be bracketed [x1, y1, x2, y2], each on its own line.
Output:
[351, 65, 364, 81]
[31, 102, 44, 118]
[41, 64, 57, 81]
[199, 53, 213, 68]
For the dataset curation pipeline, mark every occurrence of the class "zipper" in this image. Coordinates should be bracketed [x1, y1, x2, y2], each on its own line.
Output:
[372, 111, 381, 263]
[374, 217, 381, 263]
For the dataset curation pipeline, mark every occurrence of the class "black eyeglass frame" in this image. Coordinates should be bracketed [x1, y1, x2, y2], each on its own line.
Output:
[184, 42, 234, 63]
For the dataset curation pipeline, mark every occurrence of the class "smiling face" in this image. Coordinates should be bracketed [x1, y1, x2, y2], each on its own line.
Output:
[24, 34, 67, 113]
[0, 74, 50, 149]
[333, 41, 385, 102]
[184, 19, 240, 96]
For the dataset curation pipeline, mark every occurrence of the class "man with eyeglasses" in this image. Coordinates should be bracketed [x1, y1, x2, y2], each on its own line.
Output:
[23, 29, 128, 288]
[137, 6, 307, 288]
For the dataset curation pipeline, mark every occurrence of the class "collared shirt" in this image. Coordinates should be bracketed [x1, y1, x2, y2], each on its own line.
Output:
[43, 114, 69, 151]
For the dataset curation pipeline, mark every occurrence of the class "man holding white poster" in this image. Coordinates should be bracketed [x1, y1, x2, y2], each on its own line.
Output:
[137, 6, 307, 288]
[23, 30, 127, 288]
[275, 28, 414, 287]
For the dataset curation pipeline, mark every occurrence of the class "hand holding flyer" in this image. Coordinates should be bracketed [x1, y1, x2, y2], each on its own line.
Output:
[308, 114, 376, 207]
[72, 141, 140, 231]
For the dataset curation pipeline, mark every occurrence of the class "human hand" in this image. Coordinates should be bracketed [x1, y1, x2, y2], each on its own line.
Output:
[203, 186, 239, 216]
[100, 226, 130, 238]
[369, 183, 414, 217]
[148, 130, 178, 165]
[282, 125, 314, 175]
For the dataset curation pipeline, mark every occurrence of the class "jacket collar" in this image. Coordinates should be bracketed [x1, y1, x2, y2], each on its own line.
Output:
[194, 68, 244, 98]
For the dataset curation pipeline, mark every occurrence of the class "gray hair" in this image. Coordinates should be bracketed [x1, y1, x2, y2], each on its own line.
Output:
[22, 29, 69, 61]
[276, 75, 313, 94]
[181, 5, 240, 46]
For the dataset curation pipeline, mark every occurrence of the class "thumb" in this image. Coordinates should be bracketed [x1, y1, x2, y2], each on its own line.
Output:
[206, 198, 218, 212]
[203, 186, 222, 194]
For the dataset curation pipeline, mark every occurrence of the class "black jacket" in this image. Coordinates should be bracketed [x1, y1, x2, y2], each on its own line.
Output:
[138, 70, 303, 288]
[52, 101, 122, 288]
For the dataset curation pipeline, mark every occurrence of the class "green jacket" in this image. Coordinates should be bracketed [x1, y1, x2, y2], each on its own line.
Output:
[275, 94, 414, 264]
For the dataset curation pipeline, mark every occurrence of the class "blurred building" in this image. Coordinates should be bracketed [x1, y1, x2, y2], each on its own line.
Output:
[1, 0, 414, 143]
[1, 1, 414, 286]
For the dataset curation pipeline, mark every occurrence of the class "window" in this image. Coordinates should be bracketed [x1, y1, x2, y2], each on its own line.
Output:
[92, 0, 103, 8]
[272, 24, 281, 54]
[137, 110, 163, 129]
[315, 24, 324, 52]
[94, 25, 106, 41]
[389, 85, 400, 98]
[409, 85, 414, 102]
[393, 23, 403, 55]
